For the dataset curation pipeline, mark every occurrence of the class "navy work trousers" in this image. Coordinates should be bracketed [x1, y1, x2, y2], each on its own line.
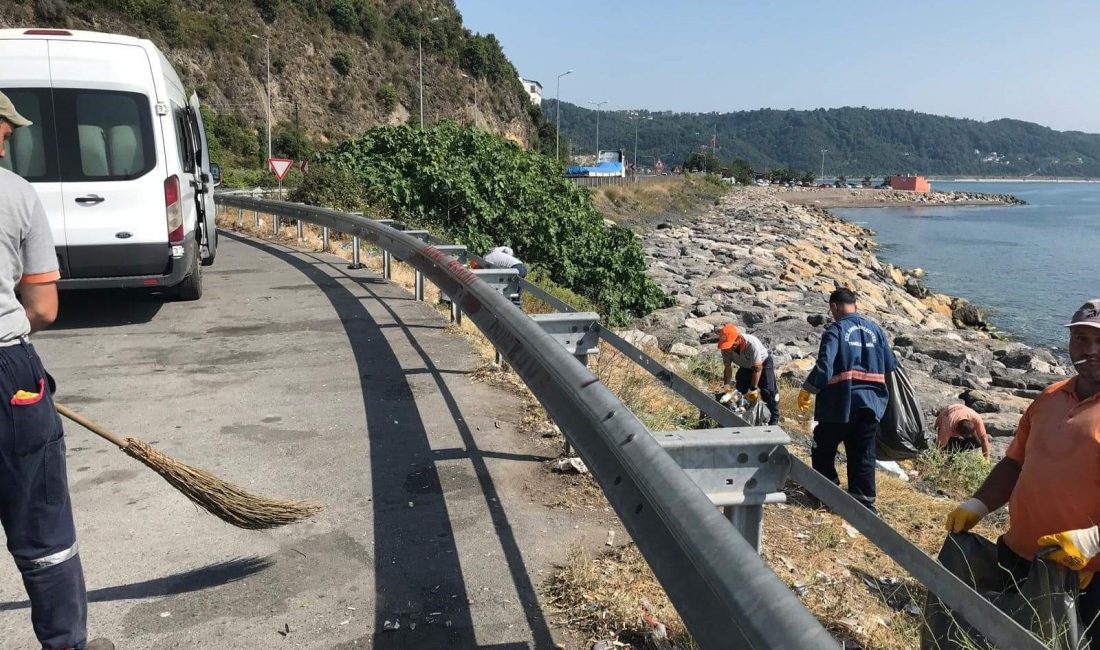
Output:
[811, 408, 879, 509]
[0, 340, 87, 649]
[734, 355, 780, 426]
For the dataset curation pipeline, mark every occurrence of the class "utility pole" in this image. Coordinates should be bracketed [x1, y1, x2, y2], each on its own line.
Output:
[555, 69, 573, 161]
[417, 16, 441, 129]
[633, 116, 639, 170]
[589, 100, 608, 159]
[820, 148, 828, 183]
[250, 33, 271, 160]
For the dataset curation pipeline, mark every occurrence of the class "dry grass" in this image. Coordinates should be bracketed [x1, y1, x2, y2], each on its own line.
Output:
[590, 175, 728, 226]
[546, 545, 697, 649]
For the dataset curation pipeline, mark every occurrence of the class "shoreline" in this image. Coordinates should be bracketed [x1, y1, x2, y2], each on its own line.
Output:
[776, 186, 1025, 209]
[632, 187, 1069, 460]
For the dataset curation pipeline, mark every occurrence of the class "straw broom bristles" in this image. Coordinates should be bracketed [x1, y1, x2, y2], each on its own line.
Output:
[56, 403, 323, 530]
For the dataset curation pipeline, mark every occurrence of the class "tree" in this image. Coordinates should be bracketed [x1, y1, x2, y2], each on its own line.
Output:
[862, 176, 873, 187]
[801, 170, 817, 185]
[683, 152, 719, 173]
[728, 159, 756, 185]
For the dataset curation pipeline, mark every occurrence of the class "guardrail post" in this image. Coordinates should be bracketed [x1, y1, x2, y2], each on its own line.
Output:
[451, 301, 461, 325]
[349, 236, 363, 269]
[236, 207, 243, 228]
[254, 210, 260, 229]
[382, 250, 392, 279]
[272, 215, 280, 236]
[414, 271, 424, 301]
[322, 226, 330, 251]
[723, 506, 764, 551]
[296, 219, 304, 241]
[653, 427, 790, 553]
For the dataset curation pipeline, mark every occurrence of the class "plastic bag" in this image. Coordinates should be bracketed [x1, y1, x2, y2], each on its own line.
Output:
[743, 400, 772, 427]
[921, 532, 1083, 650]
[877, 365, 928, 460]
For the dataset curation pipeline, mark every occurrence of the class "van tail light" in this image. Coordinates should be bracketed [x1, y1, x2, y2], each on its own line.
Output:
[165, 175, 184, 243]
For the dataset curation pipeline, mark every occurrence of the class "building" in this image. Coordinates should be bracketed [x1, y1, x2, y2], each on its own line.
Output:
[888, 174, 931, 192]
[519, 77, 542, 105]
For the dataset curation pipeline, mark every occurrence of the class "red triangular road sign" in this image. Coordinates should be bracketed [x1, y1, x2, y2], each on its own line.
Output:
[268, 157, 293, 182]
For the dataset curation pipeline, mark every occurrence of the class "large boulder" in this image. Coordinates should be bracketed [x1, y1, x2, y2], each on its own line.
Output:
[952, 300, 989, 329]
[982, 412, 1023, 438]
[990, 368, 1067, 392]
[960, 389, 1034, 414]
[995, 346, 1059, 373]
[668, 343, 700, 358]
[894, 333, 989, 365]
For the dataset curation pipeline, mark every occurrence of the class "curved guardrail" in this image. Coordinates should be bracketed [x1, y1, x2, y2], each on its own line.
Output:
[214, 193, 836, 649]
[215, 192, 1053, 650]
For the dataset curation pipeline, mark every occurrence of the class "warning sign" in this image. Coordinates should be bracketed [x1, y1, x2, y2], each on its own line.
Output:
[268, 158, 293, 182]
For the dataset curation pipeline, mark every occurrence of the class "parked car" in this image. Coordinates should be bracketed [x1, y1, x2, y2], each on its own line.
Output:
[0, 28, 218, 300]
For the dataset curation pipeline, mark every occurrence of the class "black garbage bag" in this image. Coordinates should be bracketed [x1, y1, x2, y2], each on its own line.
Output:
[877, 365, 928, 460]
[921, 533, 1083, 650]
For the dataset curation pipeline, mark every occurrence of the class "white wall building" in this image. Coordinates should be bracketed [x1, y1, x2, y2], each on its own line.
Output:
[519, 77, 542, 105]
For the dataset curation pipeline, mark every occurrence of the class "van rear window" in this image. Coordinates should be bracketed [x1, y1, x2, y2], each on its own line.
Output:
[0, 88, 57, 182]
[0, 88, 155, 183]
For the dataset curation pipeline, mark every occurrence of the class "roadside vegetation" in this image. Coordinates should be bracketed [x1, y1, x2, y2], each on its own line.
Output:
[291, 122, 669, 324]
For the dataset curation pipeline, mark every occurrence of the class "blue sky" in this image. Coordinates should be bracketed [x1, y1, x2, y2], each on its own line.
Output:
[455, 0, 1100, 133]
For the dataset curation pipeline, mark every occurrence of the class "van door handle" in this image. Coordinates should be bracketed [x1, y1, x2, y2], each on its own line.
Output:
[75, 195, 105, 205]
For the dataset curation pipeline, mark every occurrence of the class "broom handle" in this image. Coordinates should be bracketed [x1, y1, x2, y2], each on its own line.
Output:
[55, 402, 129, 449]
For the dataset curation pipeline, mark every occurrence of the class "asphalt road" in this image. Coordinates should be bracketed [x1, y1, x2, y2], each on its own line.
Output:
[0, 232, 602, 649]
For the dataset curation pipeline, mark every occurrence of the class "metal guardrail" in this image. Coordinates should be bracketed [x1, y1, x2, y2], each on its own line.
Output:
[566, 174, 669, 188]
[214, 193, 837, 649]
[214, 193, 1051, 650]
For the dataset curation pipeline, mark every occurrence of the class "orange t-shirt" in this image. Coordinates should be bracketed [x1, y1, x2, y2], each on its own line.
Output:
[1003, 377, 1100, 569]
[934, 404, 991, 459]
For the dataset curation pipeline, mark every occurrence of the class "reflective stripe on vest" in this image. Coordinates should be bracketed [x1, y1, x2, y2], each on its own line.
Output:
[826, 370, 885, 385]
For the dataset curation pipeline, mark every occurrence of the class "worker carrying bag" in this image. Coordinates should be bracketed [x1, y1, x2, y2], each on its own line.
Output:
[877, 365, 928, 460]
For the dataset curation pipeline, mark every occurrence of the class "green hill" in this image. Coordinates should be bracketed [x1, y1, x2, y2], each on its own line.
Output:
[548, 100, 1100, 177]
[2, 0, 549, 165]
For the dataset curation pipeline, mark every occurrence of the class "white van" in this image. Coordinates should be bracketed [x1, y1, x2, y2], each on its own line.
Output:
[0, 28, 218, 300]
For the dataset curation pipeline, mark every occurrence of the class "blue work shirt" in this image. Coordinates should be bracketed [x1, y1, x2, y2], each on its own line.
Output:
[803, 312, 897, 423]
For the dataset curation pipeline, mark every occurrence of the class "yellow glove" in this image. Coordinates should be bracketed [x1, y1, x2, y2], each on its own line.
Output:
[945, 498, 989, 533]
[1081, 571, 1094, 590]
[1038, 526, 1100, 571]
[746, 389, 761, 403]
[797, 389, 813, 412]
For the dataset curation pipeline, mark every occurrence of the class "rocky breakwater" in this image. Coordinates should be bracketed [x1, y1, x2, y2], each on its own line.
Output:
[632, 187, 1067, 459]
[779, 186, 1026, 208]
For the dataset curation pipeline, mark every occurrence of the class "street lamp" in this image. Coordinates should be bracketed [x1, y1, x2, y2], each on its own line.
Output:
[820, 148, 828, 184]
[460, 73, 477, 128]
[589, 100, 608, 158]
[250, 33, 271, 161]
[555, 69, 572, 161]
[418, 16, 441, 129]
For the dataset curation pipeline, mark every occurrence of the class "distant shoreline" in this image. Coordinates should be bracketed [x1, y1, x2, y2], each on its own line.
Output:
[934, 177, 1100, 183]
[775, 186, 1024, 209]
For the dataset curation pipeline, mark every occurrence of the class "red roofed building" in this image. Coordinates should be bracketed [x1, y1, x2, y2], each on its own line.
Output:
[888, 174, 931, 192]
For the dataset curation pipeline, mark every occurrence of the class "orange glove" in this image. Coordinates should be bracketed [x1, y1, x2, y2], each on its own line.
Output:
[1038, 526, 1100, 571]
[797, 389, 813, 413]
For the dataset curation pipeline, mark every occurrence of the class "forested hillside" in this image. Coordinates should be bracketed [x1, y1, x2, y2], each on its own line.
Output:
[549, 100, 1100, 177]
[2, 0, 553, 165]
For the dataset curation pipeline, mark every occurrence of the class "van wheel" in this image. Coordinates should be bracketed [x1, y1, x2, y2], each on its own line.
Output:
[175, 253, 203, 301]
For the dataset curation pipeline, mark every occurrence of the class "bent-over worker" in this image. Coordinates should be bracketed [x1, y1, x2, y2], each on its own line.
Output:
[717, 323, 780, 425]
[934, 403, 990, 459]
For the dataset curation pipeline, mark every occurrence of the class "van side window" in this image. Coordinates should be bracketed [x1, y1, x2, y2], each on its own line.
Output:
[54, 90, 155, 182]
[0, 88, 58, 182]
[173, 105, 195, 173]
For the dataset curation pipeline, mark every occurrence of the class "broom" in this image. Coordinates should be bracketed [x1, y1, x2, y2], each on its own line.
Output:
[55, 403, 323, 530]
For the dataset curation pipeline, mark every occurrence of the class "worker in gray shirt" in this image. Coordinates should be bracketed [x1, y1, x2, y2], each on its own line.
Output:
[0, 92, 113, 650]
[717, 323, 780, 425]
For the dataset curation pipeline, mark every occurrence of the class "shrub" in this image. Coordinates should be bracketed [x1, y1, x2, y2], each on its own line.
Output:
[303, 122, 669, 323]
[331, 50, 352, 76]
[288, 164, 365, 211]
[253, 0, 278, 23]
[376, 83, 398, 113]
